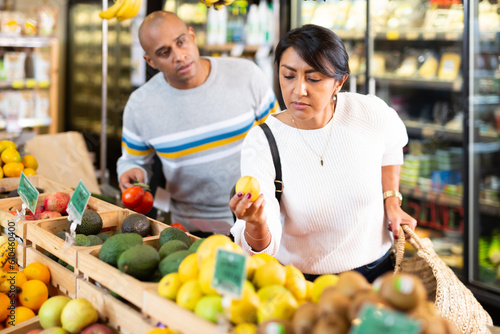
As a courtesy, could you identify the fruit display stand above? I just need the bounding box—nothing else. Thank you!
[27,209,170,269]
[2,316,42,334]
[76,278,156,334]
[77,230,198,310]
[142,288,218,334]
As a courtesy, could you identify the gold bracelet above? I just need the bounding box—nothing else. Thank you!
[245,227,270,241]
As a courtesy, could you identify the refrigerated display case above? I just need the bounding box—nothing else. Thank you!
[291,0,500,318]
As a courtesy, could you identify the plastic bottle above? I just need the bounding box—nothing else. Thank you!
[258,0,268,45]
[206,7,216,45]
[217,5,227,45]
[246,4,259,46]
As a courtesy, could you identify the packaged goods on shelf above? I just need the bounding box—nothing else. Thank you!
[0,11,24,36]
[438,52,461,80]
[3,51,26,81]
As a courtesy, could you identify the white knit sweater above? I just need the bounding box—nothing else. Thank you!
[230,92,408,275]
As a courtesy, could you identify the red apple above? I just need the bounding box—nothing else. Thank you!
[44,193,71,214]
[81,323,116,334]
[25,330,43,334]
[36,211,62,220]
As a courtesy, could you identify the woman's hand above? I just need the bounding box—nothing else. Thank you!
[385,198,417,240]
[230,192,267,226]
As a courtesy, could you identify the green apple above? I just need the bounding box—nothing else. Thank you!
[61,298,98,333]
[38,296,71,329]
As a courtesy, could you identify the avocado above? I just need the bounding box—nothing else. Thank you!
[98,233,143,267]
[159,240,189,259]
[159,227,191,248]
[74,234,90,246]
[66,264,74,272]
[45,250,59,262]
[87,235,103,246]
[58,258,68,267]
[76,210,103,235]
[121,213,151,237]
[97,232,111,242]
[117,244,160,281]
[188,238,205,253]
[158,250,192,277]
[55,231,67,240]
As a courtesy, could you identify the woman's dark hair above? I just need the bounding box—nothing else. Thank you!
[274,24,350,81]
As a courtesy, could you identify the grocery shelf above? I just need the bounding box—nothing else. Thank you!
[335,30,365,40]
[0,36,58,48]
[374,74,463,91]
[203,43,261,53]
[403,119,498,142]
[0,79,50,89]
[373,29,462,41]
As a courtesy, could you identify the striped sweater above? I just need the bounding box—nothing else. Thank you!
[117,57,278,232]
[231,92,408,274]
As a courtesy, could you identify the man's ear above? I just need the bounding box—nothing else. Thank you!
[188,26,197,42]
[143,54,157,69]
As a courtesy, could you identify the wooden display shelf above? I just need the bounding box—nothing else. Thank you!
[26,209,168,268]
[2,316,42,333]
[0,175,71,196]
[143,288,218,334]
[0,191,119,242]
[77,279,156,334]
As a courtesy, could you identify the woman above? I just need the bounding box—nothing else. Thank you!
[229,24,416,283]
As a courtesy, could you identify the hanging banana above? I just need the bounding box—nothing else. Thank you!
[117,0,143,21]
[99,0,143,21]
[99,0,127,19]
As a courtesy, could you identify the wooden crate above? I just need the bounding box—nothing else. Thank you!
[0,191,120,242]
[77,278,156,334]
[27,209,170,268]
[25,246,79,298]
[143,289,218,334]
[0,174,72,196]
[2,316,42,334]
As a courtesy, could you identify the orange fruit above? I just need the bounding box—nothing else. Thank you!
[0,293,10,322]
[3,162,24,177]
[23,168,36,176]
[1,148,21,164]
[1,140,16,151]
[21,155,38,171]
[23,262,50,285]
[5,306,35,327]
[0,271,27,291]
[4,262,18,272]
[19,280,48,311]
[0,167,3,179]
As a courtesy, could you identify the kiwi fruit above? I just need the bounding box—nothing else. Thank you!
[347,290,389,322]
[312,314,349,334]
[377,273,427,312]
[334,271,371,299]
[292,302,319,334]
[317,289,351,321]
[256,319,293,334]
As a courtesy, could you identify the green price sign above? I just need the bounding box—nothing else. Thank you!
[67,180,91,224]
[350,304,421,334]
[212,249,247,298]
[18,172,39,214]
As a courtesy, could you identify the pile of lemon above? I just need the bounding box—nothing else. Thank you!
[0,140,38,178]
[154,235,339,334]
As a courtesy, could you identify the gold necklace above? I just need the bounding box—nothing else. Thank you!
[291,109,335,167]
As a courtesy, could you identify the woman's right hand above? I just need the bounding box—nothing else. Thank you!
[230,191,267,226]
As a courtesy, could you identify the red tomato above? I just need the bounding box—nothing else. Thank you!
[122,186,145,209]
[134,191,154,214]
[170,223,187,232]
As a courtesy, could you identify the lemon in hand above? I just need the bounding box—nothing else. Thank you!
[235,176,260,202]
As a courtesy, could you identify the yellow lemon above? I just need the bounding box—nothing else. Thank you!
[311,274,339,303]
[252,261,286,289]
[256,285,288,303]
[1,140,16,151]
[176,280,203,311]
[3,162,24,177]
[147,329,177,334]
[196,234,241,265]
[23,168,36,176]
[235,176,260,202]
[233,323,257,334]
[158,273,182,301]
[21,155,38,170]
[251,253,279,264]
[305,280,314,301]
[246,255,267,280]
[227,285,261,325]
[256,288,298,323]
[0,142,7,155]
[0,167,3,179]
[198,256,218,295]
[284,265,307,301]
[178,253,199,283]
[1,148,21,164]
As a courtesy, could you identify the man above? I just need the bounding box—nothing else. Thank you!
[117,11,278,234]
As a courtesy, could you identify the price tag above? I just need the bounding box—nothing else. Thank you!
[66,180,91,229]
[12,80,24,89]
[350,304,421,334]
[211,249,247,298]
[25,79,36,88]
[18,172,39,214]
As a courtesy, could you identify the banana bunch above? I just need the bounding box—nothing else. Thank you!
[200,0,235,10]
[99,0,143,21]
[0,239,17,269]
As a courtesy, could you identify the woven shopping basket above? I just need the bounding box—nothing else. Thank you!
[394,225,493,334]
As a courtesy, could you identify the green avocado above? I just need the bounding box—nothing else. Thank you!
[97,232,111,242]
[117,244,160,281]
[75,209,103,235]
[87,235,103,246]
[188,238,205,253]
[158,240,189,260]
[159,227,191,248]
[158,250,191,277]
[98,233,143,267]
[74,234,90,246]
[121,213,151,237]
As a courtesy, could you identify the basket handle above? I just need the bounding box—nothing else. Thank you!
[394,225,425,273]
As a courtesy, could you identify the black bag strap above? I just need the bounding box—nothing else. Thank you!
[258,123,283,204]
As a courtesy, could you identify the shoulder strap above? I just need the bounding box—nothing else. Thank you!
[258,123,283,204]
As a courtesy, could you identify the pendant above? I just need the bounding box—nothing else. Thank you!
[320,159,324,166]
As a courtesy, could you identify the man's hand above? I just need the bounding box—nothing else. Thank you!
[119,168,146,192]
